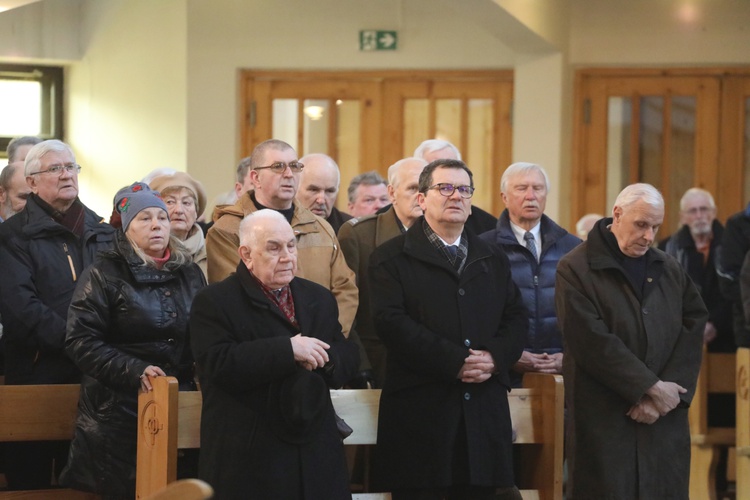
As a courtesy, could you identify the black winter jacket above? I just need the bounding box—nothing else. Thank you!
[60,230,205,499]
[0,195,114,384]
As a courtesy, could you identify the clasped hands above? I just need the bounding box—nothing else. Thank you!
[458,349,495,383]
[513,351,562,374]
[626,380,686,425]
[291,333,330,371]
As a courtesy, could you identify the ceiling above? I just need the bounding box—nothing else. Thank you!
[0,0,39,13]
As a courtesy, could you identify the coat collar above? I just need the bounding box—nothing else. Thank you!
[402,216,493,277]
[375,206,405,247]
[234,262,309,333]
[19,195,112,241]
[494,209,576,252]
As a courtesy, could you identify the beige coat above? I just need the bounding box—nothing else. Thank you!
[206,193,358,337]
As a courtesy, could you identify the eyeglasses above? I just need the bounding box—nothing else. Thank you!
[254,161,304,174]
[425,183,475,199]
[29,163,82,176]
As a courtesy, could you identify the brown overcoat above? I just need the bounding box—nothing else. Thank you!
[555,218,706,500]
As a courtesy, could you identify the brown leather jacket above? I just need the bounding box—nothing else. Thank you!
[206,193,358,337]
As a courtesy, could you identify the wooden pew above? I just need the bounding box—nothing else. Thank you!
[736,347,750,500]
[135,372,564,500]
[688,346,736,500]
[0,384,98,499]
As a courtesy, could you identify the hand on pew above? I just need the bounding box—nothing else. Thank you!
[140,365,167,392]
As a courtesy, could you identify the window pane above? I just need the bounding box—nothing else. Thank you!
[272,99,299,151]
[467,98,494,212]
[606,96,632,211]
[668,95,696,231]
[0,80,42,136]
[335,99,361,209]
[303,99,329,155]
[403,99,429,157]
[639,96,664,188]
[435,99,461,148]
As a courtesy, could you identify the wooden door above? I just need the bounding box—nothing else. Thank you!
[573,70,722,235]
[241,70,513,214]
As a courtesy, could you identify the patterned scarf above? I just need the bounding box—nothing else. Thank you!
[251,272,299,329]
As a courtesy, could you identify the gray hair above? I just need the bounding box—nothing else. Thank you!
[24,140,75,176]
[0,164,20,191]
[299,153,341,187]
[613,183,664,213]
[500,162,551,194]
[387,157,428,187]
[239,209,290,248]
[575,213,603,238]
[413,140,462,161]
[236,156,252,184]
[7,136,42,163]
[347,171,386,203]
[680,187,715,211]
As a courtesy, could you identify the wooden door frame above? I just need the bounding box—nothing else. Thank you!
[240,69,513,184]
[573,67,750,229]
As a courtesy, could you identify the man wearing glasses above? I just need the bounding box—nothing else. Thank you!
[0,139,114,489]
[369,159,526,499]
[480,162,581,387]
[207,139,358,338]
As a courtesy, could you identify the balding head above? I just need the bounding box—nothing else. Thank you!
[297,154,340,218]
[238,209,298,289]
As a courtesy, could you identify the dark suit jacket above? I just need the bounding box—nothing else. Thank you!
[190,263,359,499]
[368,217,526,490]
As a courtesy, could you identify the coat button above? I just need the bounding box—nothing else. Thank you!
[464,392,471,401]
[464,339,471,347]
[165,290,172,296]
[458,289,465,296]
[642,309,648,315]
[167,338,175,345]
[171,312,177,318]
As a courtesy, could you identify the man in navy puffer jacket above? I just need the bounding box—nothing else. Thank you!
[481,162,581,387]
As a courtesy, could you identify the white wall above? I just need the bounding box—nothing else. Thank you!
[66,0,187,216]
[185,0,518,213]
[570,0,750,65]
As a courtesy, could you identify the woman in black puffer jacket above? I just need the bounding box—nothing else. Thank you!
[60,182,206,500]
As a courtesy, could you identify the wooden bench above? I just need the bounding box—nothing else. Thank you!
[737,347,750,500]
[135,372,564,500]
[688,346,736,500]
[0,383,98,499]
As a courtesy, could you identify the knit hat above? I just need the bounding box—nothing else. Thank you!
[148,171,207,217]
[113,182,168,230]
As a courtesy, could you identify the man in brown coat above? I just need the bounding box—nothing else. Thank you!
[556,183,707,500]
[206,139,358,337]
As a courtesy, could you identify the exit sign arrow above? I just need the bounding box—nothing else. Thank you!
[360,30,398,51]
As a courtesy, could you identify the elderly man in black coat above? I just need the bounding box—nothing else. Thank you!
[556,183,706,500]
[369,159,526,499]
[190,209,359,500]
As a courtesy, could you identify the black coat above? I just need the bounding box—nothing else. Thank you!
[0,195,115,384]
[368,218,526,490]
[60,231,206,499]
[190,263,359,500]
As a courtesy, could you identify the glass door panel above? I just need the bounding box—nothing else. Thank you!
[303,99,330,155]
[575,72,720,235]
[335,99,361,208]
[435,99,461,148]
[467,98,494,212]
[403,99,430,157]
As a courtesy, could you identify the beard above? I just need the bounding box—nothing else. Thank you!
[689,221,712,237]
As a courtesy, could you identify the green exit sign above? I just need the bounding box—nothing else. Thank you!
[359,30,398,51]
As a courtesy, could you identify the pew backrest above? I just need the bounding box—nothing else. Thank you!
[0,383,98,499]
[136,373,564,500]
[736,347,750,499]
